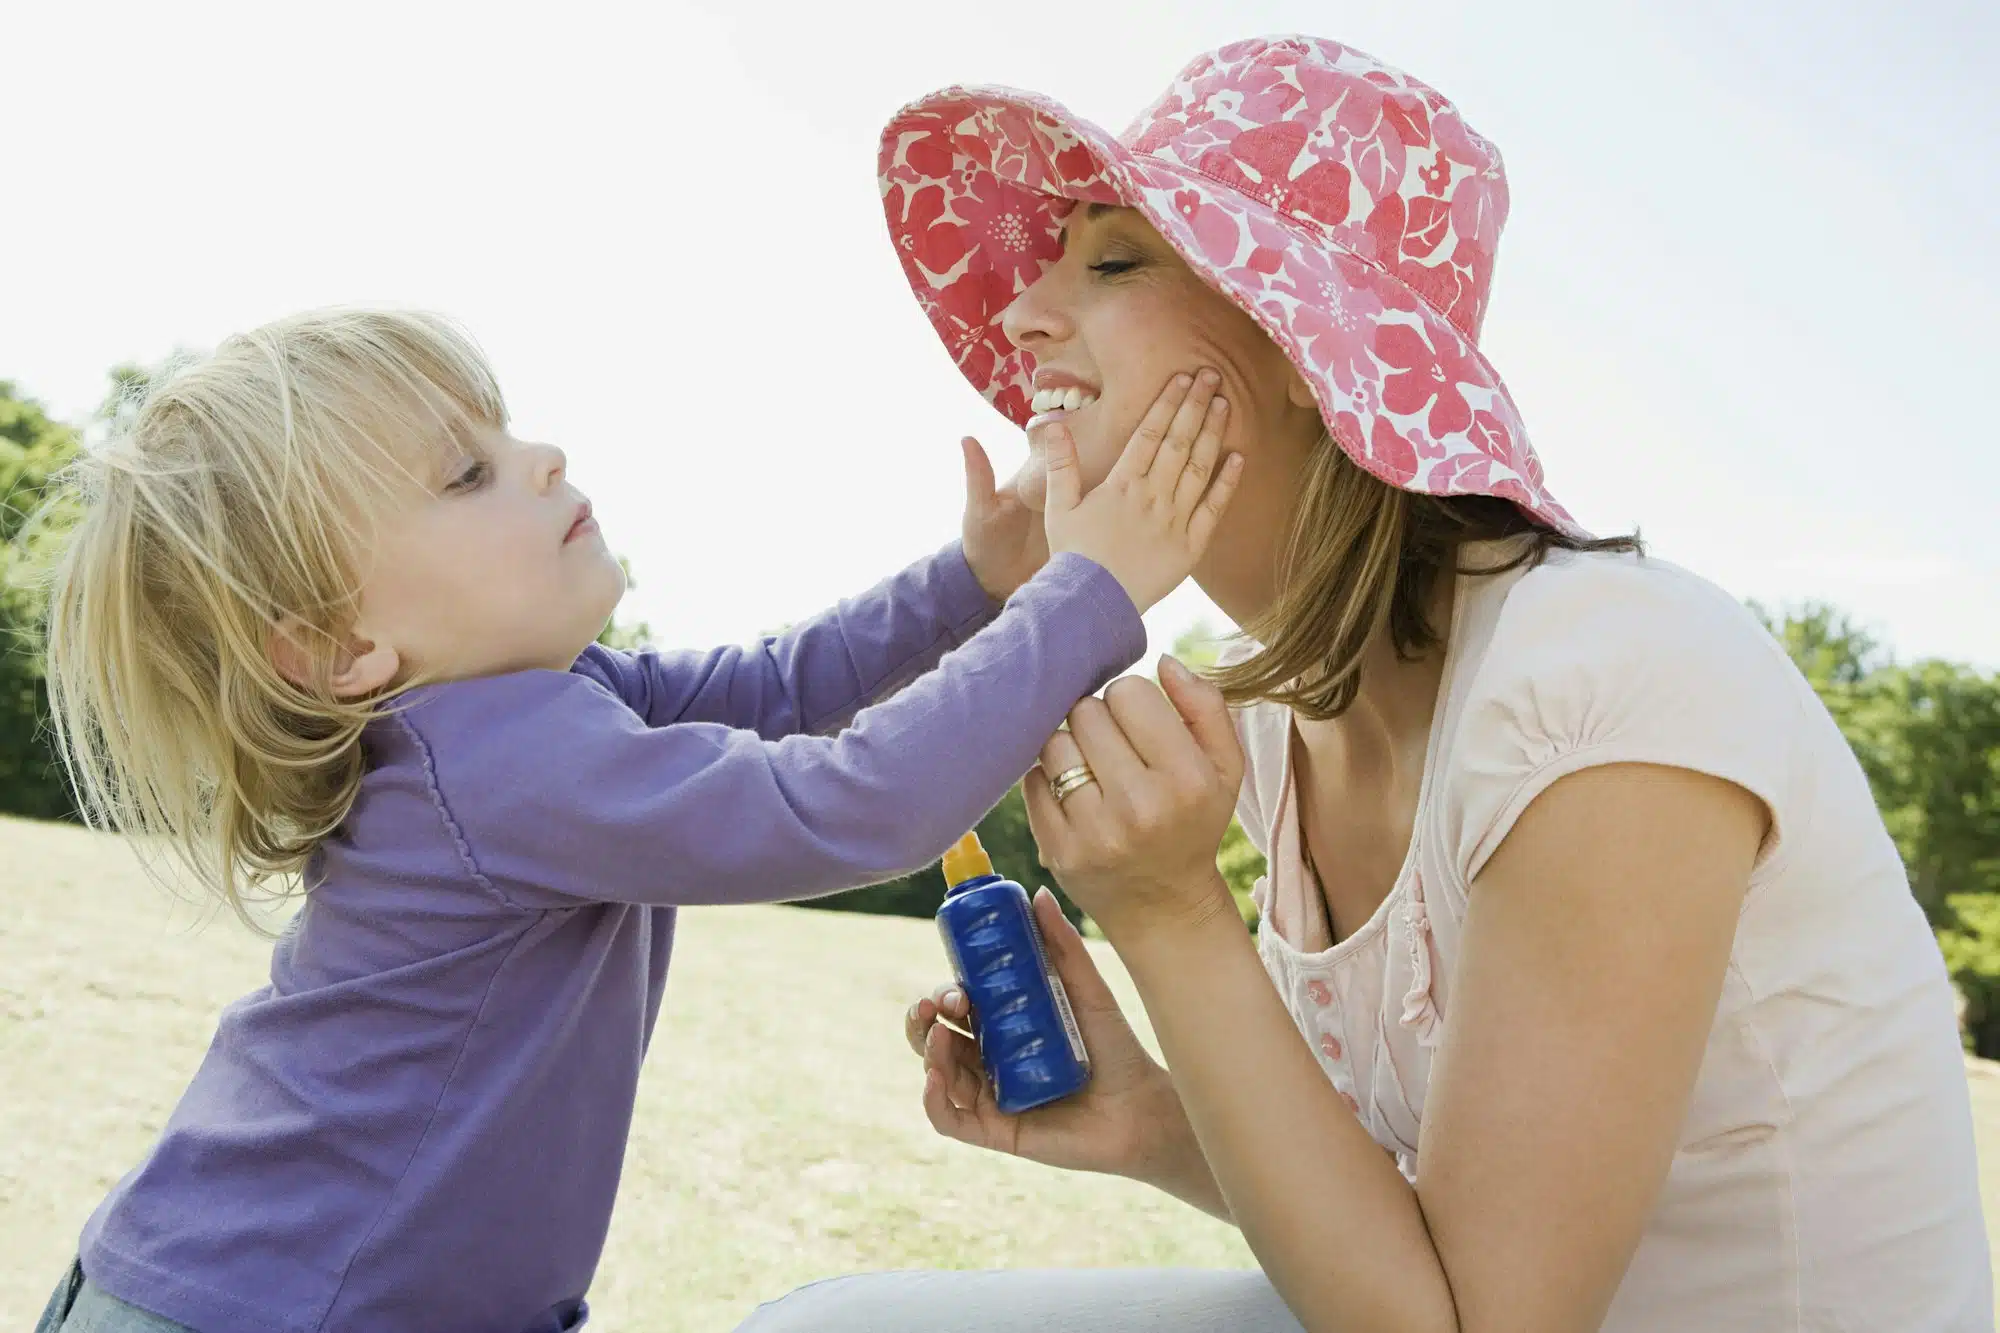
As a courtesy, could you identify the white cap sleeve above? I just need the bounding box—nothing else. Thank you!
[1445,555,1807,891]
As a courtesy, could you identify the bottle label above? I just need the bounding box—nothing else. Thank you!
[1024,909,1089,1071]
[1045,970,1089,1070]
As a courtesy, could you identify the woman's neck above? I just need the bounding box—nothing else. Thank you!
[1197,551,1455,785]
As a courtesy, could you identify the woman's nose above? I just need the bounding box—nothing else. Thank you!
[1000,271,1075,350]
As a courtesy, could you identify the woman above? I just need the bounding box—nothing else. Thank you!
[741,35,1991,1332]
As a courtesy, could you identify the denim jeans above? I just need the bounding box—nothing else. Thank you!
[34,1263,197,1333]
[732,1267,1305,1332]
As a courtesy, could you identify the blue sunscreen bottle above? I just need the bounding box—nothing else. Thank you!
[934,831,1090,1114]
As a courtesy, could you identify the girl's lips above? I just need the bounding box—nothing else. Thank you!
[564,504,596,543]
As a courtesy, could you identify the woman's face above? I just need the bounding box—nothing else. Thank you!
[1000,206,1325,549]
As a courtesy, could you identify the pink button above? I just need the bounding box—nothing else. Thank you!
[1319,1032,1343,1061]
[1306,980,1332,1007]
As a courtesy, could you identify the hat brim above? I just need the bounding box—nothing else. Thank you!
[879,86,1579,535]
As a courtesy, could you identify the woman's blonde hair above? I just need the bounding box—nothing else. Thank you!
[1212,434,1641,721]
[38,308,506,926]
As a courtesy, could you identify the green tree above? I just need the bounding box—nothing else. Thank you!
[1755,600,2000,1053]
[0,382,84,819]
[801,783,1087,924]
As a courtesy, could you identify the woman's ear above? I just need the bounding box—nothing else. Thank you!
[1285,365,1317,411]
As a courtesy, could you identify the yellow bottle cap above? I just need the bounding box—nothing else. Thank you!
[942,831,993,887]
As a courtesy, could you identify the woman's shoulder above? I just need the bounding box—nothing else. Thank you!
[1474,547,1799,696]
[1440,546,1814,882]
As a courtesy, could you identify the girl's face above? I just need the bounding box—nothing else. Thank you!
[334,424,627,693]
[999,206,1326,591]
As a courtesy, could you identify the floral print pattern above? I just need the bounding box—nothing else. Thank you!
[878,34,1579,534]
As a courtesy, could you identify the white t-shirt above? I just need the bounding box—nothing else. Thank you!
[1225,542,1992,1330]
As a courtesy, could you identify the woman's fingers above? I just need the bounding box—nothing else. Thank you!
[1065,697,1152,810]
[1102,675,1207,773]
[1032,887,1119,1020]
[906,983,974,1057]
[1157,655,1246,785]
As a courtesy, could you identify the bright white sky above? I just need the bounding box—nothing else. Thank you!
[9,0,1996,667]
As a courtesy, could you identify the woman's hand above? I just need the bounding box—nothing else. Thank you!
[1025,656,1246,945]
[960,436,1048,601]
[904,885,1229,1218]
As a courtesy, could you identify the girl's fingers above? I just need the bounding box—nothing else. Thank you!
[1171,395,1228,520]
[1145,369,1220,486]
[1185,453,1246,557]
[961,435,996,515]
[1105,373,1194,485]
[1041,421,1085,517]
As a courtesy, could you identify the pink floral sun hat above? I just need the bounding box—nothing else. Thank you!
[878,34,1580,535]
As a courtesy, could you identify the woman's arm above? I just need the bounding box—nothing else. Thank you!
[1034,661,1765,1333]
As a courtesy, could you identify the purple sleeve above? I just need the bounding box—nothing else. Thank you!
[404,553,1145,908]
[586,542,999,740]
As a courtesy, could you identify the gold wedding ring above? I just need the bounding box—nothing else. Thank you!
[1049,763,1096,804]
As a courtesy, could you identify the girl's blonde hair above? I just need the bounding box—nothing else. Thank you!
[39,308,506,926]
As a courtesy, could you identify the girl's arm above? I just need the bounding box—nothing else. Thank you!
[408,370,1242,909]
[1029,663,1767,1333]
[594,437,1048,741]
[406,553,1144,908]
[587,540,999,741]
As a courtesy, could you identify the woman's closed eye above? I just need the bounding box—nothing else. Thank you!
[1087,259,1140,277]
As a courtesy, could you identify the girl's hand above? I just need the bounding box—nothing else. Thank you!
[1043,370,1241,614]
[960,436,1049,601]
[1025,657,1246,944]
[905,886,1224,1213]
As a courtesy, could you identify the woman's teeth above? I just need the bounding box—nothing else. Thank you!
[1030,386,1098,415]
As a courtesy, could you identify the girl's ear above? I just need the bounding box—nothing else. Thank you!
[328,635,400,700]
[269,618,400,699]
[267,617,322,693]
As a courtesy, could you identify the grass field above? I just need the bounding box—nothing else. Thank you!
[3,813,1996,1331]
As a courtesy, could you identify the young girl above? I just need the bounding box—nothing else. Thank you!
[30,306,1242,1333]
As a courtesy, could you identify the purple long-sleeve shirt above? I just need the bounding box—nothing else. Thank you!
[78,544,1145,1333]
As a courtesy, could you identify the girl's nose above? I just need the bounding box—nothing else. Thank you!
[528,441,567,491]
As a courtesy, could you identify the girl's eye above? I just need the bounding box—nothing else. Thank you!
[1088,259,1138,276]
[444,460,489,493]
